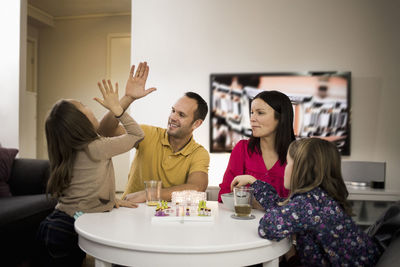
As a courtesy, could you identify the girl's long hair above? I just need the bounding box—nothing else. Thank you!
[283,138,352,216]
[248,90,295,165]
[45,100,98,198]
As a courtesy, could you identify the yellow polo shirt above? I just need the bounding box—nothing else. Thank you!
[122,125,210,197]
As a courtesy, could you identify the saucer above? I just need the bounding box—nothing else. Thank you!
[231,214,255,220]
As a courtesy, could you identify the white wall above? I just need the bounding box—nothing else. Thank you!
[0,1,26,149]
[131,0,400,189]
[36,15,131,159]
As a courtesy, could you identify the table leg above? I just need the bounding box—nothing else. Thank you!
[262,258,278,267]
[95,258,112,267]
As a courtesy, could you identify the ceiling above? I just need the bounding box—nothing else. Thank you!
[28,0,131,17]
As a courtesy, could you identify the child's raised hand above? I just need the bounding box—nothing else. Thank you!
[230,175,257,191]
[95,79,124,117]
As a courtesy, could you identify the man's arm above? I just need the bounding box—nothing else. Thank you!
[97,62,156,137]
[160,171,208,201]
[124,171,208,203]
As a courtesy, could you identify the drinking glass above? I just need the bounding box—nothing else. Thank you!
[144,180,161,206]
[233,187,254,218]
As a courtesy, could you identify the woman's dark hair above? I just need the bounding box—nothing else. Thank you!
[248,90,295,165]
[45,100,99,198]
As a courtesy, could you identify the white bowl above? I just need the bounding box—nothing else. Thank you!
[221,192,234,211]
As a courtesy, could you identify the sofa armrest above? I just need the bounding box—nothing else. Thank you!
[8,158,50,196]
[376,234,400,267]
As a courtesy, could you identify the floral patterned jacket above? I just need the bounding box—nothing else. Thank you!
[251,180,381,266]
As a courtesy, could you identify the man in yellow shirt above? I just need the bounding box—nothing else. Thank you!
[98,62,210,202]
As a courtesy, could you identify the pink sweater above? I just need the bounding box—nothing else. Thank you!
[218,140,289,202]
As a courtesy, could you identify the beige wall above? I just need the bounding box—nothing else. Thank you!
[36,15,131,159]
[131,0,400,188]
[0,1,26,149]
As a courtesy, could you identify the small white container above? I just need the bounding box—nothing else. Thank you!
[221,192,235,211]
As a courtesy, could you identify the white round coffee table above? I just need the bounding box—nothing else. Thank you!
[75,201,290,267]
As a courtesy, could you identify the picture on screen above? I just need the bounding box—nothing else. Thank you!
[210,72,351,155]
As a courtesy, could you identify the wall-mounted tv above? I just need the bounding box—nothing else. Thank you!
[210,71,351,155]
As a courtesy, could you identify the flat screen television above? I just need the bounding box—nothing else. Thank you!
[210,71,351,155]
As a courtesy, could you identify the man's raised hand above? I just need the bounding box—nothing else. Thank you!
[125,62,157,100]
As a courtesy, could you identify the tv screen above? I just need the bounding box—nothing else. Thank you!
[210,72,351,155]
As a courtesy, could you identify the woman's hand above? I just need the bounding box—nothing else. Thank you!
[230,175,257,191]
[95,79,124,117]
[114,198,138,209]
[125,62,156,100]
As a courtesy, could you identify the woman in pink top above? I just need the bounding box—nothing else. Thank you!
[218,90,295,202]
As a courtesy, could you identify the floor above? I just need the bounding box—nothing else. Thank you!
[82,255,95,267]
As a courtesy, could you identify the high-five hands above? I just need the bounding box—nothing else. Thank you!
[230,175,257,192]
[95,79,124,117]
[125,62,157,100]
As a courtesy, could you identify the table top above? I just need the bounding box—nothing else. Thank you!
[75,201,290,266]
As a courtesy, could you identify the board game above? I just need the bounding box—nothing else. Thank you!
[151,200,214,223]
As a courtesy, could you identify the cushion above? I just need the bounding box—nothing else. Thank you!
[0,147,19,197]
[9,159,50,195]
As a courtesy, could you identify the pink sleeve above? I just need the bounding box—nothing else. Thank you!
[218,140,246,202]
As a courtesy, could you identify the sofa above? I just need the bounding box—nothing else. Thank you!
[0,157,57,266]
[368,201,400,266]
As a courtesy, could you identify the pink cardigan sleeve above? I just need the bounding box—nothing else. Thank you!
[218,140,247,202]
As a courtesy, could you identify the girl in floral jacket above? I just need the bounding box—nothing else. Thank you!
[231,138,381,266]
